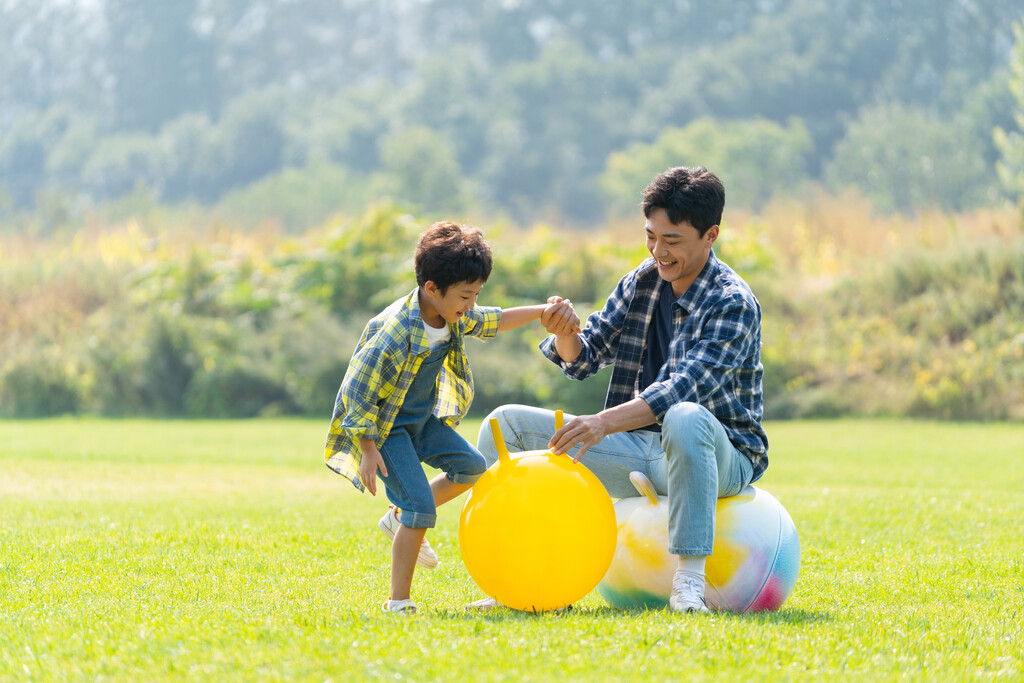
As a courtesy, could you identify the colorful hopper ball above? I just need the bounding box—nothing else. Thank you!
[459,412,617,612]
[597,471,800,612]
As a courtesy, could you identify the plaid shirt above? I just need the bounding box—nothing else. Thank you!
[325,288,501,491]
[540,251,769,478]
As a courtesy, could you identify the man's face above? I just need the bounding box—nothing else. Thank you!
[645,207,718,297]
[423,279,484,326]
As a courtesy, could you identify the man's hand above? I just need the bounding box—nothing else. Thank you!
[541,296,581,335]
[549,413,608,463]
[358,439,388,495]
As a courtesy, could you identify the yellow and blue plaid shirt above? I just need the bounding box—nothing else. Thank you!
[325,288,501,491]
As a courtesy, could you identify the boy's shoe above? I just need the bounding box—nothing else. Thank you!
[464,596,573,614]
[378,506,439,569]
[669,572,710,614]
[464,596,504,612]
[382,599,417,614]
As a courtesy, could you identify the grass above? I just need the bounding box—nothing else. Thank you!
[1,417,1022,681]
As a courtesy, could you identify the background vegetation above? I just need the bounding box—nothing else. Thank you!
[3,2,1024,421]
[3,0,1024,229]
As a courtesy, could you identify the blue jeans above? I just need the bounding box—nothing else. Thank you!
[476,403,754,555]
[380,415,486,529]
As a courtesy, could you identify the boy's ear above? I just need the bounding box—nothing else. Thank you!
[422,280,440,297]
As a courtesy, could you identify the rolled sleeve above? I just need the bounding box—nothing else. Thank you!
[464,305,502,340]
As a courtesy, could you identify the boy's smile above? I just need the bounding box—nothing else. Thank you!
[419,279,485,328]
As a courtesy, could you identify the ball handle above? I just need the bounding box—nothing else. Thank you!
[489,418,511,463]
[628,471,660,505]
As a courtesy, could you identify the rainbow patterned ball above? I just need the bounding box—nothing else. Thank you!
[597,472,800,612]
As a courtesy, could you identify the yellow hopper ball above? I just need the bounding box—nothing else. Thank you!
[459,412,617,612]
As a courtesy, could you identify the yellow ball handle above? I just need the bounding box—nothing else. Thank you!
[489,418,511,463]
[555,409,564,431]
[628,471,660,506]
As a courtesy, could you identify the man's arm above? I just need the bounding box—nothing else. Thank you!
[548,397,657,462]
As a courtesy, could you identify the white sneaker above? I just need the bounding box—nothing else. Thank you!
[382,599,417,614]
[669,572,710,614]
[378,506,439,569]
[464,596,505,612]
[464,596,574,614]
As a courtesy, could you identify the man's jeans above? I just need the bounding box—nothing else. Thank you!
[476,403,754,556]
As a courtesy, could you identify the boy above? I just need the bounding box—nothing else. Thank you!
[325,221,578,614]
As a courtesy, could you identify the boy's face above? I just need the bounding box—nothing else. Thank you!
[421,279,485,327]
[645,207,718,298]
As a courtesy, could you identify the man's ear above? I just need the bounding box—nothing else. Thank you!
[705,225,720,246]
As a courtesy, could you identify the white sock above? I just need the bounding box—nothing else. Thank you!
[676,555,707,582]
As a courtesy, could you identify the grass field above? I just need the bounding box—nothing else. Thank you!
[1,417,1022,681]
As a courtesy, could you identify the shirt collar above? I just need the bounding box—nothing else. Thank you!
[675,249,719,313]
[403,287,431,357]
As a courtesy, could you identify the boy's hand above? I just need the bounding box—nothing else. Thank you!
[358,440,388,495]
[542,297,581,335]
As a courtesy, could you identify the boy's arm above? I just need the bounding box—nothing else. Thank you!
[497,301,580,333]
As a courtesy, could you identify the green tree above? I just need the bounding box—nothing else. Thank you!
[826,104,991,213]
[600,117,812,215]
[994,20,1024,206]
[378,126,467,213]
[104,0,219,131]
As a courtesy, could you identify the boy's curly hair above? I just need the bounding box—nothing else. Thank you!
[414,221,493,292]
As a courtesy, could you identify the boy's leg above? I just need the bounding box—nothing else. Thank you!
[390,525,428,601]
[417,416,487,507]
[477,404,663,499]
[378,427,439,587]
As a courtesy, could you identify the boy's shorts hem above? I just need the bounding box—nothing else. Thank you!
[398,509,438,529]
[448,471,483,486]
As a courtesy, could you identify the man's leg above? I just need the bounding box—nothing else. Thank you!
[477,404,662,499]
[660,402,753,612]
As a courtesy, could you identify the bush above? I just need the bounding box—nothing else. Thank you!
[0,352,80,417]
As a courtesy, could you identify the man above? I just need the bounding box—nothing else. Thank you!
[476,166,768,614]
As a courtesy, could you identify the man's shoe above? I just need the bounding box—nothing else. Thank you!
[382,598,417,614]
[378,506,439,569]
[669,572,710,614]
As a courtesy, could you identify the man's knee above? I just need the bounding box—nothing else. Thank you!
[661,402,713,463]
[476,404,527,465]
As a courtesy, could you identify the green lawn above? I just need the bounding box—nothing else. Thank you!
[1,418,1022,681]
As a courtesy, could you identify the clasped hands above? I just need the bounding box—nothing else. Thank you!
[541,295,581,335]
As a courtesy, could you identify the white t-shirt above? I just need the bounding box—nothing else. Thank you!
[423,320,452,348]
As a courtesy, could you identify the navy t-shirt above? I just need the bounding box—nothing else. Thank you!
[639,280,677,431]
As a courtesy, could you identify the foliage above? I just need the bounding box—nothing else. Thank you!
[995,20,1024,206]
[601,117,813,215]
[1,1,1021,223]
[1,418,1022,679]
[2,200,1023,420]
[825,104,991,213]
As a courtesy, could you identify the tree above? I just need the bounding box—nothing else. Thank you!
[600,117,813,215]
[104,0,219,131]
[825,104,990,213]
[994,20,1024,206]
[378,126,467,213]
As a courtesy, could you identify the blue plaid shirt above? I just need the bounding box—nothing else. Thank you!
[325,288,501,491]
[540,251,768,478]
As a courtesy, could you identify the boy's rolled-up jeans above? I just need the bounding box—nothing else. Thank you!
[476,403,754,556]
